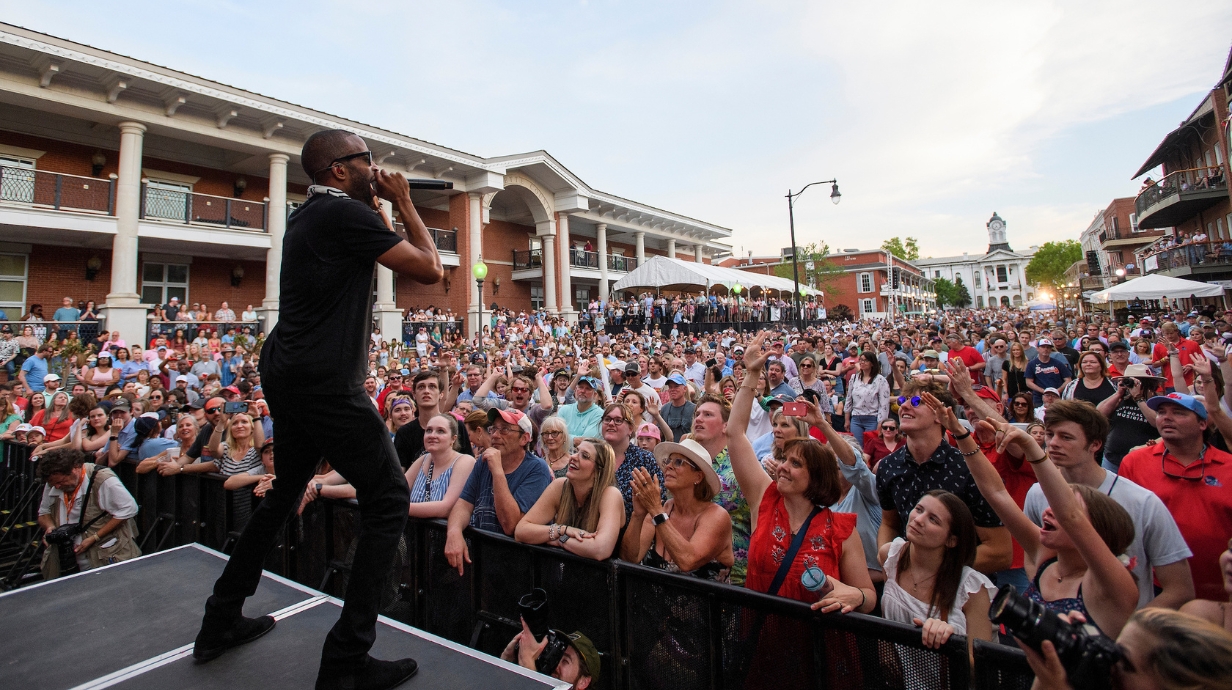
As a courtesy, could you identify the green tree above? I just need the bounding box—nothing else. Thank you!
[953,276,972,308]
[932,277,958,308]
[881,237,920,261]
[774,241,845,297]
[1025,240,1083,291]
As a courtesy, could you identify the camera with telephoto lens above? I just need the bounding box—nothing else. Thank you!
[517,588,569,675]
[990,585,1120,690]
[44,523,84,576]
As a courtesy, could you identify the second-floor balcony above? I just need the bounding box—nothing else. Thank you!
[1142,239,1232,276]
[511,248,638,279]
[140,183,266,231]
[0,165,114,214]
[392,222,458,255]
[1135,166,1228,230]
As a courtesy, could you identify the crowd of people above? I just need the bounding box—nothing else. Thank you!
[6,297,1232,690]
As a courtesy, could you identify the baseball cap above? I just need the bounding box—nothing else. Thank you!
[188,398,206,410]
[683,346,696,354]
[553,368,570,379]
[0,325,10,334]
[486,407,533,434]
[974,386,1002,404]
[607,359,626,371]
[1037,338,1054,347]
[43,373,61,382]
[1146,392,1208,419]
[27,425,45,436]
[14,423,31,433]
[624,362,641,375]
[223,386,241,395]
[97,350,112,360]
[109,399,132,412]
[1108,341,1129,352]
[636,422,661,440]
[559,631,600,682]
[576,376,601,390]
[1042,387,1060,396]
[921,349,940,359]
[771,392,798,403]
[664,373,687,386]
[133,416,160,437]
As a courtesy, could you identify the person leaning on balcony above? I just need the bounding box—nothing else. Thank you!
[515,437,625,561]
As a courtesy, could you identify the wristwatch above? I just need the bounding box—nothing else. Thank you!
[558,529,571,544]
[653,512,670,526]
[315,482,324,494]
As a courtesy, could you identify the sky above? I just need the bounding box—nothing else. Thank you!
[3,0,1230,259]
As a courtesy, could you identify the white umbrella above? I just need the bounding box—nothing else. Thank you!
[1087,274,1223,304]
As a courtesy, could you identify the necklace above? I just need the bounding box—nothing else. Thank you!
[1052,563,1084,583]
[909,567,937,592]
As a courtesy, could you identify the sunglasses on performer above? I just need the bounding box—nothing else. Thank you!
[311,150,373,180]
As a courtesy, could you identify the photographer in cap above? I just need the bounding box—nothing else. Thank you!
[501,622,599,689]
[36,448,139,578]
[1096,364,1161,473]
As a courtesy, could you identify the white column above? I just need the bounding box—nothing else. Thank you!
[667,238,676,259]
[104,121,147,348]
[634,231,645,267]
[542,233,558,314]
[468,192,483,337]
[374,199,404,344]
[260,153,288,332]
[557,213,575,321]
[695,244,704,263]
[597,222,609,302]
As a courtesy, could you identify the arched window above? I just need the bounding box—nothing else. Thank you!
[977,296,984,308]
[1000,296,1010,307]
[1012,294,1022,305]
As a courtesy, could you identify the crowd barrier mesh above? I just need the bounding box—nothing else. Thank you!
[0,462,1037,690]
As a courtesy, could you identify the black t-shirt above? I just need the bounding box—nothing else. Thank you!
[261,191,402,394]
[1001,359,1027,398]
[394,417,473,470]
[1103,397,1159,468]
[187,421,215,460]
[1056,345,1081,368]
[1071,378,1116,406]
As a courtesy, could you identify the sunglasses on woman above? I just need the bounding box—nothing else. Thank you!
[896,396,922,407]
[660,455,699,471]
[881,425,898,432]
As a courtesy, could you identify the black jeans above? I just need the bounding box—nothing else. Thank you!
[204,381,410,669]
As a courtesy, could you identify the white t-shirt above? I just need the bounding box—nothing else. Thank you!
[1023,469,1193,608]
[881,538,995,634]
[39,468,138,569]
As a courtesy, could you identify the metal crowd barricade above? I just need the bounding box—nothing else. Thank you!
[0,443,43,589]
[0,469,1035,690]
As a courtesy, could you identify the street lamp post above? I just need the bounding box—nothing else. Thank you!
[787,179,840,329]
[472,257,488,335]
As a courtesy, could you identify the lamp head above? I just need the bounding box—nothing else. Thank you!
[472,260,488,281]
[830,182,841,205]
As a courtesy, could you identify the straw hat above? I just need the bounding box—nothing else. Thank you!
[652,438,721,495]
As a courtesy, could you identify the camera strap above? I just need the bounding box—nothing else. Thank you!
[766,505,822,597]
[74,465,108,534]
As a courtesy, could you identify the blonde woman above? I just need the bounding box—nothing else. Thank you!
[206,411,262,476]
[539,416,572,477]
[514,438,625,561]
[760,409,809,475]
[1001,342,1030,400]
[145,415,199,475]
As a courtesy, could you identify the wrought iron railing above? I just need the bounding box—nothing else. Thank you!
[608,254,636,272]
[570,248,600,269]
[0,165,114,214]
[140,184,267,231]
[1135,165,1228,219]
[1142,239,1232,274]
[391,223,458,253]
[512,249,543,270]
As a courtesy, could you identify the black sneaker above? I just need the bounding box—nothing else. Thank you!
[315,657,419,690]
[192,615,277,663]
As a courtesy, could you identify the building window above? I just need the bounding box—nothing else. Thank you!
[575,287,590,311]
[976,296,984,308]
[858,272,872,293]
[141,262,189,305]
[1000,296,1010,307]
[530,285,544,310]
[974,271,981,288]
[935,270,941,278]
[0,252,28,312]
[0,156,36,203]
[860,298,874,315]
[1012,294,1022,305]
[996,265,1008,283]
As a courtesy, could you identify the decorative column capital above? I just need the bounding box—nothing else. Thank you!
[269,152,290,165]
[117,121,147,136]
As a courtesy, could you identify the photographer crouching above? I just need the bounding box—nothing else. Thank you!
[36,448,140,579]
[499,589,599,689]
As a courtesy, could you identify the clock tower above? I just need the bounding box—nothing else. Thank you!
[987,212,1011,253]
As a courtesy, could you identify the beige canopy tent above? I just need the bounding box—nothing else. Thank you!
[1087,274,1223,304]
[610,256,821,296]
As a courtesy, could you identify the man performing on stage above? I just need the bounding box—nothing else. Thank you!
[193,129,443,690]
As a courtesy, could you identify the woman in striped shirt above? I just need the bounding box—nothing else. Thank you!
[405,414,476,518]
[207,411,262,476]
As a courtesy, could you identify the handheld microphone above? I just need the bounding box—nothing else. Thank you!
[406,179,453,190]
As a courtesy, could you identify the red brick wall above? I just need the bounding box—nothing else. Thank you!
[24,244,113,313]
[0,130,113,178]
[180,257,267,313]
[481,219,536,311]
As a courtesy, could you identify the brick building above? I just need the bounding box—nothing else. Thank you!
[721,249,936,318]
[0,23,732,346]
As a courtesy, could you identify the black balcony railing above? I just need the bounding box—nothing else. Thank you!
[1135,166,1228,229]
[0,165,115,214]
[570,248,600,269]
[140,185,266,231]
[392,223,458,253]
[608,254,636,272]
[0,442,1033,690]
[1142,239,1232,274]
[512,249,543,270]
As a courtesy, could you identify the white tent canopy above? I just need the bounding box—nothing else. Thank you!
[610,256,821,295]
[1087,274,1223,304]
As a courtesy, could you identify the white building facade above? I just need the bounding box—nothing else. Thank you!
[914,213,1039,309]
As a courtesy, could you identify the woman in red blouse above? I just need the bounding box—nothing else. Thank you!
[861,417,901,471]
[728,332,876,612]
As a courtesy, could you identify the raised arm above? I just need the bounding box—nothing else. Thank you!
[945,359,1006,424]
[920,393,1043,569]
[726,332,774,522]
[374,171,444,284]
[1192,358,1232,446]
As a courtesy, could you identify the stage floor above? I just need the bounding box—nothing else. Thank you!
[0,544,565,690]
